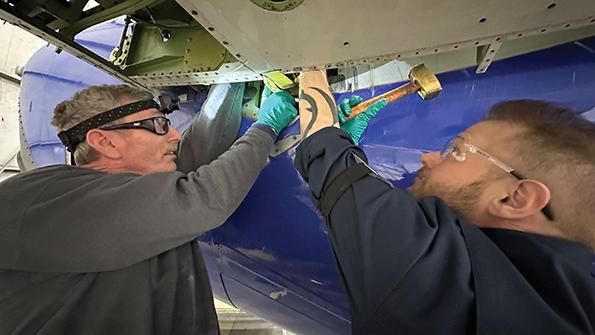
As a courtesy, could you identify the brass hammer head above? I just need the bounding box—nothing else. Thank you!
[408,64,442,100]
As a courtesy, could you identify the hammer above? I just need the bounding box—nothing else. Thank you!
[345,64,442,121]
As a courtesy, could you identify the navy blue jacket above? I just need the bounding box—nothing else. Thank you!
[295,127,595,335]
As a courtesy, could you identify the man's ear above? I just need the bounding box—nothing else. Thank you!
[86,129,122,159]
[487,179,551,220]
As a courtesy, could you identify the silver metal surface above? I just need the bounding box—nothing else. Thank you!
[17,112,36,172]
[3,0,595,88]
[0,148,18,175]
[0,69,20,86]
[176,0,595,74]
[270,135,301,157]
[331,24,595,92]
[476,42,503,74]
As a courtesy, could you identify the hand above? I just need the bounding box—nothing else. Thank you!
[256,91,298,134]
[338,95,388,145]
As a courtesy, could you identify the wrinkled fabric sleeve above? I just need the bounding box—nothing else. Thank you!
[175,85,253,172]
[175,112,225,172]
[13,125,275,272]
[294,127,469,325]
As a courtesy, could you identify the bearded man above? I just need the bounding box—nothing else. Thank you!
[294,99,595,334]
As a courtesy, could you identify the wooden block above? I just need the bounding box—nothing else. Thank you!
[298,70,339,138]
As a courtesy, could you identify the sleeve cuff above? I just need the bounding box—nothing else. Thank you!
[295,126,363,198]
[252,123,278,141]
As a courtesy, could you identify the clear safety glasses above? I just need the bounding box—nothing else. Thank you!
[440,136,554,221]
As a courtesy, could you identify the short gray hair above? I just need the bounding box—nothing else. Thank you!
[51,84,154,165]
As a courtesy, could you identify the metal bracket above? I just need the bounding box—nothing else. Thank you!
[476,40,503,74]
[0,148,19,175]
[110,35,133,66]
[0,69,20,87]
[269,135,301,157]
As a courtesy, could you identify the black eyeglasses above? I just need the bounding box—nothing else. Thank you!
[100,116,171,135]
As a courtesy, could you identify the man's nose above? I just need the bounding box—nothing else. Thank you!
[168,127,181,142]
[420,151,443,169]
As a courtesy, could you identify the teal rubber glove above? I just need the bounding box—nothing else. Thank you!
[338,95,389,144]
[256,90,298,134]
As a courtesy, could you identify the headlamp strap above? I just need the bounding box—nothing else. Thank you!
[56,99,161,153]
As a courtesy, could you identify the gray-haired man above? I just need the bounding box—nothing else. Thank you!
[0,84,297,334]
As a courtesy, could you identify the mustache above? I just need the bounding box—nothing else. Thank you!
[167,143,179,154]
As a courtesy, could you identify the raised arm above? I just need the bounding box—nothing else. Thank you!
[293,73,470,325]
[294,127,471,324]
[8,91,297,273]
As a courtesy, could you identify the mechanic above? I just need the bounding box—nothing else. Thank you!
[0,84,296,334]
[295,97,595,334]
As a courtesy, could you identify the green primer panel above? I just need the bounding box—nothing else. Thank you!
[120,23,236,77]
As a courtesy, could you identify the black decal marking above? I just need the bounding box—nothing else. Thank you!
[299,89,318,137]
[312,87,338,124]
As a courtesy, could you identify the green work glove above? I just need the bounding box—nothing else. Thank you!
[338,95,389,145]
[256,90,298,134]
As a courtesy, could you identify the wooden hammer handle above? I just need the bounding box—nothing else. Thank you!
[346,81,419,121]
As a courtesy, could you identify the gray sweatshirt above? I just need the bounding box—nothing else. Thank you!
[0,123,275,334]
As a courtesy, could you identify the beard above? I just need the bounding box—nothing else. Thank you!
[408,168,489,219]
